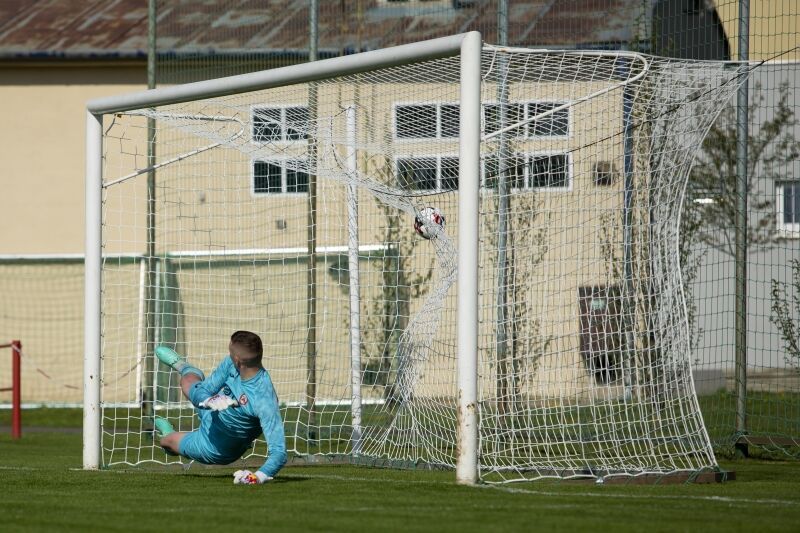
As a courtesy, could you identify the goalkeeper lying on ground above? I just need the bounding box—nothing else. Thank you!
[154,330,287,485]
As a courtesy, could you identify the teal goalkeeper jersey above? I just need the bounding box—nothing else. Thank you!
[188,356,287,477]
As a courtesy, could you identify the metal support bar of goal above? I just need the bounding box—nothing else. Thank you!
[0,340,22,439]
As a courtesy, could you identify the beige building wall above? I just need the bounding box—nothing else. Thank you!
[93,77,629,405]
[0,64,146,255]
[714,0,799,60]
[1,67,633,405]
[0,64,146,403]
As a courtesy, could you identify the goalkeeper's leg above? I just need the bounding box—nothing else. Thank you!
[155,346,206,399]
[157,411,235,466]
[154,416,185,456]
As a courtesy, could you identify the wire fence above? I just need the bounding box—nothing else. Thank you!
[1,0,797,459]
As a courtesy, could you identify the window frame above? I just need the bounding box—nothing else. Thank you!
[251,103,309,144]
[395,153,460,192]
[481,152,573,192]
[250,104,309,196]
[393,102,461,141]
[525,101,571,139]
[776,180,800,237]
[251,157,310,197]
[482,100,571,139]
[393,100,572,141]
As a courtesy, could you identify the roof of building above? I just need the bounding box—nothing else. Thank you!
[0,0,647,60]
[0,0,149,59]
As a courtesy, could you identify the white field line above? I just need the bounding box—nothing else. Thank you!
[54,467,800,508]
[478,483,799,507]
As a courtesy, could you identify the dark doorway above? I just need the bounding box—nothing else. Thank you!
[578,285,625,384]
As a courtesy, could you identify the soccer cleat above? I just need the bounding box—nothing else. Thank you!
[153,416,175,438]
[155,345,204,379]
[155,345,183,369]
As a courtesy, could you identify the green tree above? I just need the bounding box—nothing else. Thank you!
[688,82,800,256]
[355,160,434,401]
[483,152,552,428]
[770,259,800,372]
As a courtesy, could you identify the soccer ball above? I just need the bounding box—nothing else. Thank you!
[414,207,445,240]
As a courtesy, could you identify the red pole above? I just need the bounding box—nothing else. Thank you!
[11,340,21,439]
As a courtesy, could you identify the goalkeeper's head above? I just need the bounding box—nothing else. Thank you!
[229,330,263,370]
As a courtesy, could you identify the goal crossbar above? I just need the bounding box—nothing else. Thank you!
[87,34,474,116]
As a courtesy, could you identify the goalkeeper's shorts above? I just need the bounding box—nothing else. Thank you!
[179,409,248,465]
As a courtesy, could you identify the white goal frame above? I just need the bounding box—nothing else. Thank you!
[84,32,483,483]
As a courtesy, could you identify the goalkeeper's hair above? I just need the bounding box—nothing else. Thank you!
[230,330,263,364]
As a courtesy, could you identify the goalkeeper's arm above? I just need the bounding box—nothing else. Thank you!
[187,356,234,409]
[231,408,286,485]
[255,388,287,479]
[257,405,287,479]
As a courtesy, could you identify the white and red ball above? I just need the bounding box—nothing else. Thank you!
[414,207,446,240]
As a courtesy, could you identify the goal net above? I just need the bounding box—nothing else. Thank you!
[88,34,745,482]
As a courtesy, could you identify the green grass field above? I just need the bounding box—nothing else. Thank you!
[2,410,800,532]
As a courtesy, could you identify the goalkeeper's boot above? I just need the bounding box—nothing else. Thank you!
[155,346,205,379]
[154,417,179,456]
[155,346,184,370]
[153,416,175,438]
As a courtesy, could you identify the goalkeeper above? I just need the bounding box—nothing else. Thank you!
[153,330,287,485]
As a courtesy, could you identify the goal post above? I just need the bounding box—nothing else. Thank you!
[0,340,22,439]
[456,31,481,484]
[84,32,483,474]
[85,32,746,483]
[84,110,102,470]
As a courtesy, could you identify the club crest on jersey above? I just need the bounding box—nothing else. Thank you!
[238,394,249,406]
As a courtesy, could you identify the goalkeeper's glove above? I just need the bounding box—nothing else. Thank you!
[233,470,272,485]
[199,394,239,411]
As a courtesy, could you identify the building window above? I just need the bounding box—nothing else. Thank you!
[529,154,569,188]
[395,103,460,139]
[252,105,309,142]
[397,156,459,191]
[484,103,525,137]
[483,101,569,138]
[395,100,569,140]
[252,105,308,195]
[776,181,800,236]
[482,155,525,190]
[527,102,569,137]
[482,153,570,191]
[253,160,309,195]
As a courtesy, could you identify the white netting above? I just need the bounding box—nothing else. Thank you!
[98,44,744,481]
[0,258,84,405]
